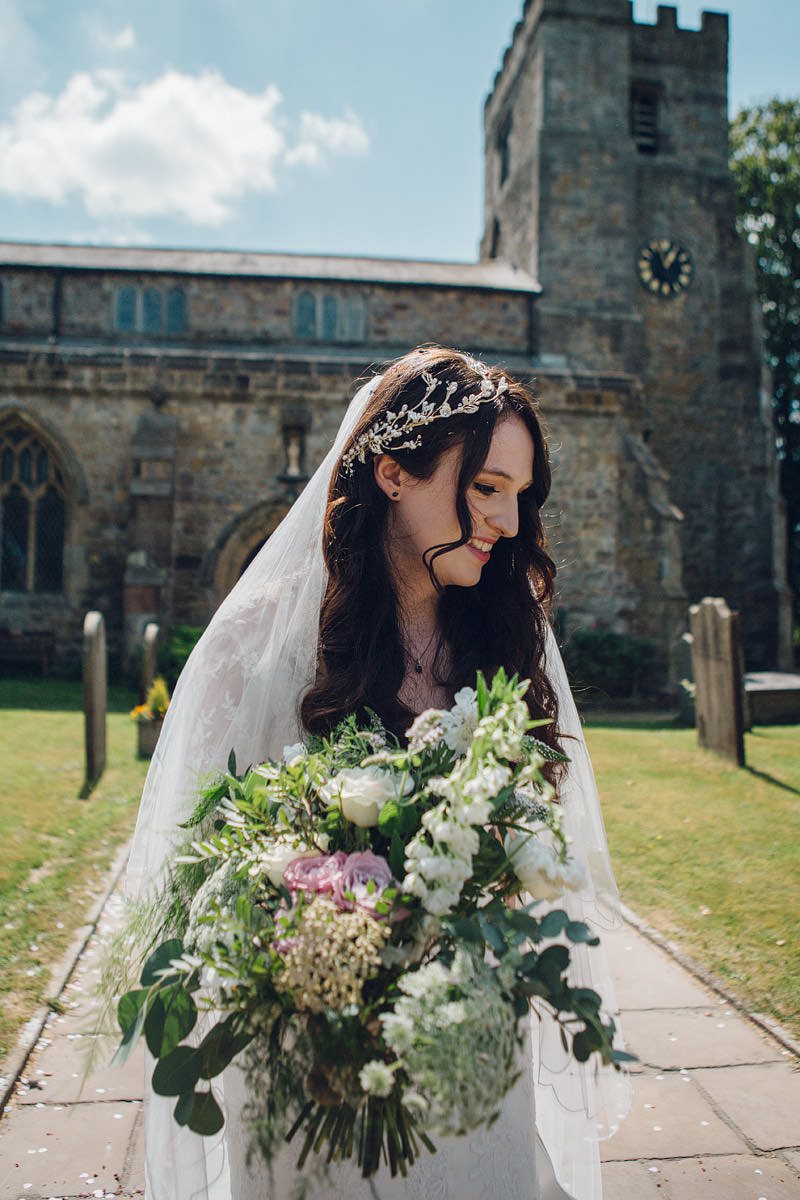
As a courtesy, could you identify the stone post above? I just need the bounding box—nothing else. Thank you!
[689,597,745,767]
[83,610,107,786]
[140,622,160,701]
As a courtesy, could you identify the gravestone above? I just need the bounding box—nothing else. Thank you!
[674,630,695,725]
[141,622,160,700]
[83,610,107,785]
[688,597,745,767]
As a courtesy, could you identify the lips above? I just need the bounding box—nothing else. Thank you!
[467,537,496,563]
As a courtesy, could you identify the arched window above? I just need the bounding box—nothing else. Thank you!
[344,297,366,341]
[321,294,338,341]
[295,291,317,338]
[0,427,66,593]
[115,286,137,331]
[142,288,163,333]
[166,288,186,333]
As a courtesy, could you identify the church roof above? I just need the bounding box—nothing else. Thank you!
[0,242,540,293]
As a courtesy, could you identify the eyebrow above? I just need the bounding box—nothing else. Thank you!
[480,468,536,489]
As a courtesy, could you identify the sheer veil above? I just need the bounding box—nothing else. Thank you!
[127,369,631,1200]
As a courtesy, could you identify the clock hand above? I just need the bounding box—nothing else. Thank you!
[662,245,679,269]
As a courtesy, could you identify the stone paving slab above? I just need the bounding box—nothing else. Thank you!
[621,1007,785,1070]
[16,1037,145,1107]
[646,1153,800,1199]
[601,1159,665,1198]
[602,924,714,1009]
[600,1070,749,1161]
[693,1064,800,1152]
[0,1099,141,1198]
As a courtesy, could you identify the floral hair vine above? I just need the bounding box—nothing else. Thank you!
[340,356,509,476]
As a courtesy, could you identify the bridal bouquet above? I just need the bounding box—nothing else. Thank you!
[113,670,628,1180]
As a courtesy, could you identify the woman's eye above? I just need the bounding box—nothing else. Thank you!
[473,482,497,497]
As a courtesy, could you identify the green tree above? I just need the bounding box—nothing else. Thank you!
[730,98,800,610]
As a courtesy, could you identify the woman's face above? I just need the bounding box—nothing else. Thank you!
[382,413,536,597]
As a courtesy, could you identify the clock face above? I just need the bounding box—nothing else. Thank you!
[637,239,693,297]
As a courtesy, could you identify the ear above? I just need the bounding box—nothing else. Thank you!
[373,454,407,499]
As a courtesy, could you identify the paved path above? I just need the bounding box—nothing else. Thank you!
[0,882,798,1199]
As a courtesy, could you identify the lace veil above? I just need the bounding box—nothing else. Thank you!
[127,370,631,1200]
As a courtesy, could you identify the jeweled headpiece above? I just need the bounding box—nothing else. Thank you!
[340,356,509,475]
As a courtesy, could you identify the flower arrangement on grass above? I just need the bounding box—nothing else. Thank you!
[129,675,171,723]
[112,670,631,1182]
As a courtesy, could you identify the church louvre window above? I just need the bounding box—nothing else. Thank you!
[496,111,512,187]
[113,284,188,335]
[630,84,660,155]
[321,294,338,341]
[0,427,65,593]
[294,290,317,338]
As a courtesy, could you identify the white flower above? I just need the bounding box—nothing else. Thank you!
[282,742,306,765]
[504,832,586,901]
[379,1012,415,1053]
[359,1059,395,1098]
[320,765,410,827]
[405,708,444,752]
[439,687,479,755]
[258,839,317,888]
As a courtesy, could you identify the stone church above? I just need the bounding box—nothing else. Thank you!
[0,0,791,677]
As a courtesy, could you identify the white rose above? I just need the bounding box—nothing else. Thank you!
[282,742,306,765]
[504,832,585,902]
[321,765,409,828]
[259,839,316,888]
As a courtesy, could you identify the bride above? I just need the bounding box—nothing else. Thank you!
[127,347,631,1200]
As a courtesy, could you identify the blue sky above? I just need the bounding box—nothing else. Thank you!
[0,0,797,262]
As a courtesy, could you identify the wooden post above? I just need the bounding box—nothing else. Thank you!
[689,597,745,767]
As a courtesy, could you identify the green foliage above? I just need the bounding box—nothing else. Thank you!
[730,98,800,602]
[145,675,171,717]
[158,624,205,689]
[560,628,660,699]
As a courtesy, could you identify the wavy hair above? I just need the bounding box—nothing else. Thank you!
[300,347,562,761]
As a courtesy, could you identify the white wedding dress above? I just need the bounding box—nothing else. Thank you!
[128,374,631,1200]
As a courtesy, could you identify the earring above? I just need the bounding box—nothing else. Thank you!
[392,490,399,498]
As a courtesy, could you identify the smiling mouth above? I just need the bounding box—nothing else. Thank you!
[467,537,495,562]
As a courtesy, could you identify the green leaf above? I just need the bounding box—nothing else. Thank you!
[389,829,406,880]
[539,910,569,937]
[188,1090,225,1136]
[613,1049,638,1064]
[444,917,484,944]
[537,944,570,994]
[145,987,198,1058]
[197,1018,252,1079]
[111,995,148,1067]
[140,939,184,987]
[378,800,400,834]
[227,748,237,775]
[117,988,149,1035]
[476,670,488,716]
[565,920,600,946]
[173,1089,196,1127]
[152,1045,203,1096]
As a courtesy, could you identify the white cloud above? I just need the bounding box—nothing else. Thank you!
[0,68,369,226]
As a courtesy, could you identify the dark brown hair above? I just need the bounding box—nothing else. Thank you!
[300,347,562,759]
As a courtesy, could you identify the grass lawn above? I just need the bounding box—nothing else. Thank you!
[0,676,149,1061]
[586,717,800,1039]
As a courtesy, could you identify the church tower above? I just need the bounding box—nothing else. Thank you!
[482,0,790,666]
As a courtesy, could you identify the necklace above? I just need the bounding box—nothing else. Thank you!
[405,627,438,675]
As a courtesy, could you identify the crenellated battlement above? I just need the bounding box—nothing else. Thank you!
[487,1,728,111]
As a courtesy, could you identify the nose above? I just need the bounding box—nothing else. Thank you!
[489,494,519,540]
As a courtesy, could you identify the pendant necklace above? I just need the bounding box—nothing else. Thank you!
[407,627,438,675]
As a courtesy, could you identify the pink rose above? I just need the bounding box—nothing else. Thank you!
[332,851,396,917]
[283,851,347,900]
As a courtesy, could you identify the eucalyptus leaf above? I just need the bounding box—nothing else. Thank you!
[174,1089,196,1126]
[152,1045,203,1096]
[111,997,147,1067]
[539,910,569,938]
[565,920,600,946]
[145,987,198,1058]
[188,1090,225,1136]
[141,938,184,988]
[117,988,149,1035]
